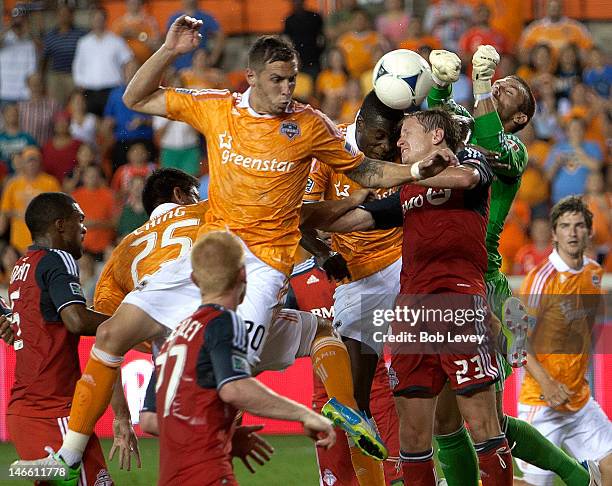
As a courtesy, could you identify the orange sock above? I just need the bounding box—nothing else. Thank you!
[67,348,122,435]
[350,445,386,486]
[310,335,358,409]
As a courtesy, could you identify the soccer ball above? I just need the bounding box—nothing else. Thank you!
[372,49,434,110]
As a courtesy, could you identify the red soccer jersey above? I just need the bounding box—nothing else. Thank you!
[157,304,250,486]
[7,246,86,418]
[286,257,336,319]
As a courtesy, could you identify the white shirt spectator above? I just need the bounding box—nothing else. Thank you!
[72,32,133,90]
[0,30,36,101]
[70,113,98,145]
[152,116,199,149]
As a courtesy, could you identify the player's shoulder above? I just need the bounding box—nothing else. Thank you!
[38,248,80,277]
[504,133,527,155]
[524,255,557,292]
[458,146,487,165]
[201,306,248,348]
[584,257,603,281]
[295,103,344,136]
[168,86,234,105]
[291,257,318,278]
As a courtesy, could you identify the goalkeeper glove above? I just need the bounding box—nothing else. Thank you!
[429,50,461,87]
[472,45,500,98]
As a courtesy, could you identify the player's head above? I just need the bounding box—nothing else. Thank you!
[142,168,200,216]
[397,109,462,164]
[491,75,536,133]
[550,195,593,259]
[25,192,86,259]
[355,91,404,161]
[191,231,247,307]
[247,36,299,115]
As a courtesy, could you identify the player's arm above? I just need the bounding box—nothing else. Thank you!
[300,188,374,229]
[60,305,109,336]
[415,148,493,190]
[299,229,350,281]
[123,15,203,116]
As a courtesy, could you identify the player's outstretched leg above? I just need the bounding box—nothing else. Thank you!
[501,297,528,367]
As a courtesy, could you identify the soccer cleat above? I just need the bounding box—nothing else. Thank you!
[321,397,388,461]
[10,446,81,486]
[582,459,602,486]
[502,297,529,368]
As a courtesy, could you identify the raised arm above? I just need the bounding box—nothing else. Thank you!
[123,15,203,116]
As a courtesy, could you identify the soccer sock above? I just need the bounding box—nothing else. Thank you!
[504,415,590,486]
[311,335,358,409]
[62,347,123,464]
[474,435,513,486]
[349,442,386,486]
[400,449,437,486]
[435,426,479,486]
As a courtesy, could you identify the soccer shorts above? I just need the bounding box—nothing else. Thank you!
[333,258,401,355]
[517,398,612,486]
[312,358,403,485]
[485,271,515,391]
[7,414,111,486]
[123,239,288,367]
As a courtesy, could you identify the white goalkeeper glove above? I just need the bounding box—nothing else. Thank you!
[472,45,500,98]
[429,50,461,87]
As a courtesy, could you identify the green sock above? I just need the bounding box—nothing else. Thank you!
[505,416,589,486]
[435,426,479,486]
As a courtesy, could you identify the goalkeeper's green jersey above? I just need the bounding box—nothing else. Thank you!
[427,85,529,277]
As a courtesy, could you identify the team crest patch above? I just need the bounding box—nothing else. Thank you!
[592,274,601,287]
[69,282,84,297]
[280,121,300,140]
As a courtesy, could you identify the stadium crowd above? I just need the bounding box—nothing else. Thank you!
[0,0,609,301]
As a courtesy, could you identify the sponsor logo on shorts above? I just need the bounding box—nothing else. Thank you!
[69,282,84,297]
[280,121,300,140]
[323,469,337,485]
[94,468,112,486]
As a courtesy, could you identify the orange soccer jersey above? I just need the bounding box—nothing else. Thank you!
[165,88,364,276]
[94,201,209,316]
[304,124,402,281]
[519,18,593,56]
[519,250,604,412]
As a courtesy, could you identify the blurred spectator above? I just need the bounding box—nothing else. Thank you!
[179,48,227,89]
[0,146,60,252]
[423,0,472,53]
[337,8,383,79]
[0,103,36,175]
[561,83,607,151]
[111,142,155,200]
[153,70,201,177]
[103,60,154,170]
[545,117,602,203]
[531,76,562,140]
[72,165,116,259]
[518,0,592,62]
[553,43,583,105]
[42,111,81,182]
[398,16,442,55]
[315,47,349,105]
[513,218,553,275]
[40,4,86,106]
[0,11,37,104]
[199,163,209,200]
[293,72,315,104]
[338,78,362,124]
[458,4,509,73]
[117,176,148,237]
[498,198,530,274]
[62,142,98,194]
[68,90,98,146]
[375,0,410,46]
[112,0,161,65]
[324,0,357,45]
[359,44,385,96]
[283,0,325,80]
[516,124,550,216]
[583,47,611,98]
[0,244,20,286]
[72,7,133,117]
[516,44,555,85]
[166,0,225,70]
[583,171,611,263]
[17,72,61,146]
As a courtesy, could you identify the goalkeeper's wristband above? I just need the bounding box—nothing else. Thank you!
[474,92,493,101]
[410,162,423,180]
[472,79,493,97]
[431,72,448,88]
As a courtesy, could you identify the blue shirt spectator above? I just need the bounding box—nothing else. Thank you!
[0,104,37,174]
[103,86,153,142]
[42,7,86,74]
[166,0,224,70]
[583,65,612,98]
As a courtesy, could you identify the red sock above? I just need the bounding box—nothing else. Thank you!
[400,450,437,486]
[475,437,513,486]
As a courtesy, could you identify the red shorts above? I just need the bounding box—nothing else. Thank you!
[7,414,111,486]
[312,358,403,485]
[389,351,500,397]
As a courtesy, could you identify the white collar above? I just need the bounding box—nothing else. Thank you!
[237,88,293,118]
[150,203,178,220]
[345,122,358,148]
[548,249,590,274]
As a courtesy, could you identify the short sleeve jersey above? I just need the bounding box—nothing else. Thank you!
[7,246,86,417]
[157,304,250,485]
[519,251,604,412]
[165,88,364,276]
[304,124,402,281]
[364,147,493,295]
[94,201,209,315]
